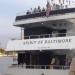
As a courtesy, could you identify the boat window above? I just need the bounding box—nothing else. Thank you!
[16,50,70,69]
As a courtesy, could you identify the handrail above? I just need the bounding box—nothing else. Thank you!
[11,32,75,40]
[10,64,70,70]
[16,7,75,16]
[24,32,75,39]
[15,8,75,21]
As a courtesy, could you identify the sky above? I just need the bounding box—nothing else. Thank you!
[0,0,75,48]
[0,0,47,48]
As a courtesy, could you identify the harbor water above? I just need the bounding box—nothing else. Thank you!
[0,57,13,75]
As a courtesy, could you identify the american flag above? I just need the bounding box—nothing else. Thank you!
[46,0,51,17]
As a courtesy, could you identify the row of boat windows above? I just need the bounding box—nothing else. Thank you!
[14,51,71,69]
[24,27,66,39]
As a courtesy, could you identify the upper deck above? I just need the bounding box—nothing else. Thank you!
[16,8,75,21]
[14,8,75,27]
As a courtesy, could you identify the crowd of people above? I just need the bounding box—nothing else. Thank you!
[26,4,68,15]
[26,6,46,15]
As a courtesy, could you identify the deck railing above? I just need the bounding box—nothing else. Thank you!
[23,33,75,39]
[16,8,75,21]
[11,32,75,40]
[10,64,70,70]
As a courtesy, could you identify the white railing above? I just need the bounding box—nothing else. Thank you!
[11,33,75,40]
[10,64,70,70]
[24,33,75,39]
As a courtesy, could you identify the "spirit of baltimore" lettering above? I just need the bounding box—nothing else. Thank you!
[44,39,72,44]
[23,38,72,45]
